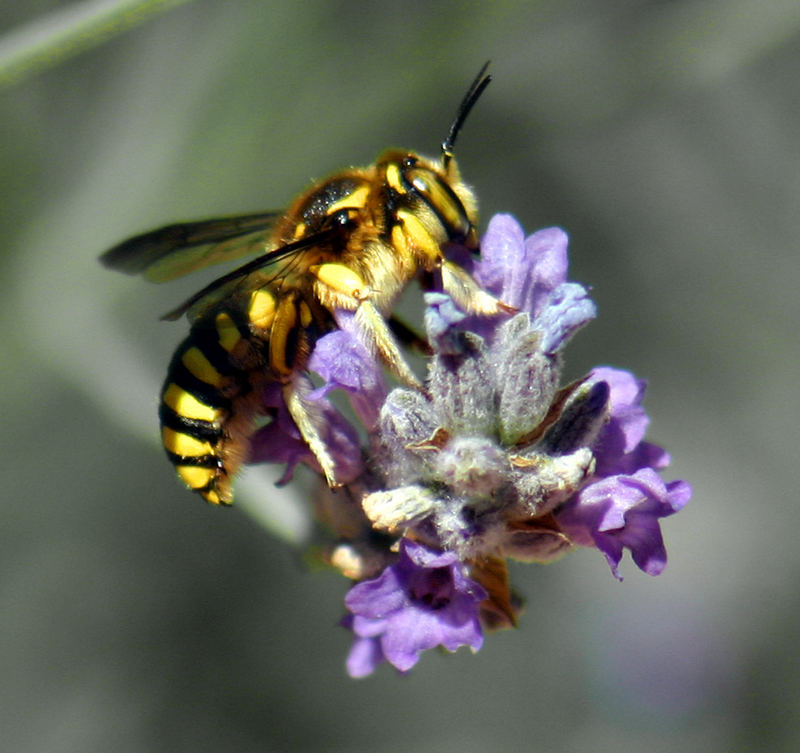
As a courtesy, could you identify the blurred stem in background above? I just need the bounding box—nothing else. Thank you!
[3,1,800,97]
[0,0,194,90]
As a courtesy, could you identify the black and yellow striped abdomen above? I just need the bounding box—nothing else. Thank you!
[158,285,333,505]
[159,314,245,505]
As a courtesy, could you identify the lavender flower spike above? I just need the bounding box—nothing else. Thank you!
[357,215,689,604]
[244,211,690,675]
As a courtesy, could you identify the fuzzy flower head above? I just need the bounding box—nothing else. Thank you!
[254,214,690,676]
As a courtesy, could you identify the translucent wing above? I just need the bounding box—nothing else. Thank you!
[159,226,342,322]
[99,211,280,283]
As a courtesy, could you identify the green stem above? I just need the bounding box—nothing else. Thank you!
[0,0,194,89]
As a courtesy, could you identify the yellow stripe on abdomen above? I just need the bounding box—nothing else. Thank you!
[215,312,242,353]
[162,426,215,457]
[162,382,220,423]
[176,465,217,491]
[181,346,224,387]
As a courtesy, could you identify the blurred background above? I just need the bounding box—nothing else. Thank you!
[1,1,798,751]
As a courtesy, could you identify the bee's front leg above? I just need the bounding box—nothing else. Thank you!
[439,259,513,316]
[310,263,422,390]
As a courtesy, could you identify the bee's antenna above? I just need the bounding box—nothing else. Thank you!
[441,61,492,170]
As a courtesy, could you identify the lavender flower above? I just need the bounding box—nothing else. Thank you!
[556,468,690,579]
[343,539,486,677]
[250,213,690,676]
[552,366,691,579]
[248,313,386,486]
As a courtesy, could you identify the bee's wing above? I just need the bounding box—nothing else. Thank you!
[99,211,280,283]
[160,226,341,322]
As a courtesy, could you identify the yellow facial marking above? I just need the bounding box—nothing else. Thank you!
[391,224,409,258]
[163,383,219,423]
[162,427,215,457]
[248,289,277,330]
[385,163,404,193]
[407,169,468,237]
[215,312,241,353]
[176,465,216,490]
[181,347,223,387]
[397,209,440,263]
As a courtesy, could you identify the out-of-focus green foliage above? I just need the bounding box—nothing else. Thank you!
[0,0,194,89]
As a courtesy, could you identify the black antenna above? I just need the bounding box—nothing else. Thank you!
[441,61,492,170]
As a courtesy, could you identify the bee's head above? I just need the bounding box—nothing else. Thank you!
[376,65,490,250]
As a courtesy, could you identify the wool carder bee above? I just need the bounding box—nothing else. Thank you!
[101,63,504,505]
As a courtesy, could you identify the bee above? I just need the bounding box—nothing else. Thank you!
[101,63,504,506]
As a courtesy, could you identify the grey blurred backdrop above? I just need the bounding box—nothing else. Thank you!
[2,1,798,751]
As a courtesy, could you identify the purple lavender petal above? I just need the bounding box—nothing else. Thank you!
[523,226,569,316]
[532,282,597,354]
[345,632,386,678]
[349,614,390,638]
[474,215,570,318]
[342,539,486,676]
[424,292,467,355]
[248,421,314,486]
[622,442,671,474]
[473,213,525,299]
[401,538,460,569]
[381,608,448,670]
[308,316,388,428]
[344,563,406,619]
[592,367,649,451]
[589,367,669,477]
[555,469,691,579]
[317,409,364,482]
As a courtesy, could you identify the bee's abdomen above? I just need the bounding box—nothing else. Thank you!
[158,315,249,506]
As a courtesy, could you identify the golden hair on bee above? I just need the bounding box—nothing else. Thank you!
[100,62,504,505]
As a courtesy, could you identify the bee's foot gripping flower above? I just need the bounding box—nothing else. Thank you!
[262,214,691,677]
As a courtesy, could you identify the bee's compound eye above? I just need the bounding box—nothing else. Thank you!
[401,155,418,169]
[410,174,431,195]
[403,166,472,243]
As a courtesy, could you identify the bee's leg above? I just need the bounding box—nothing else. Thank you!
[284,380,340,487]
[388,315,432,356]
[269,293,299,376]
[310,262,422,389]
[270,296,341,487]
[440,259,514,316]
[310,263,371,304]
[355,300,422,390]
